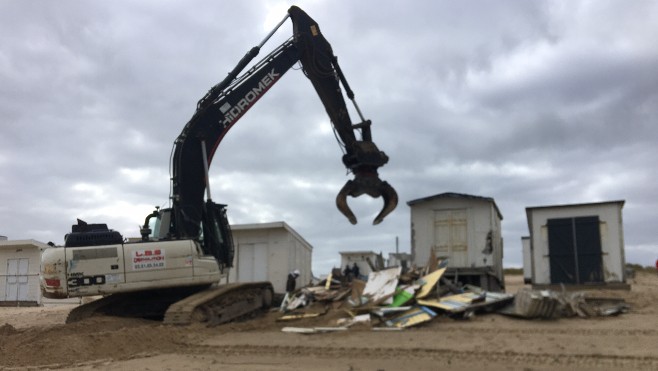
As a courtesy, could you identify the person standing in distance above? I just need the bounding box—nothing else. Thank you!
[280,269,300,311]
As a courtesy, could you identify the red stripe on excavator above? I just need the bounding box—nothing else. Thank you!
[45,278,61,287]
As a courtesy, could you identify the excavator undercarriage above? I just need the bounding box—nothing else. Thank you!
[66,282,273,326]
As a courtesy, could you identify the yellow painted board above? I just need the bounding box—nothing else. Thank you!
[387,306,436,328]
[415,267,446,299]
[417,292,481,312]
[325,273,333,290]
[277,313,322,321]
[394,312,432,328]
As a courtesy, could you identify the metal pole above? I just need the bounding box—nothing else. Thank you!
[258,13,291,48]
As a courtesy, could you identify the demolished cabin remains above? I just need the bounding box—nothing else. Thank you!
[407,192,504,291]
[524,200,628,289]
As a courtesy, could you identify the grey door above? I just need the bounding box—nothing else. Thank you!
[547,216,603,284]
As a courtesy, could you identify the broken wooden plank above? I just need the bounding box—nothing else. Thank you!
[277,313,322,321]
[385,306,437,328]
[281,327,317,334]
[419,291,513,313]
[415,267,447,299]
[281,326,348,334]
[362,267,402,305]
[371,306,412,318]
[336,314,371,327]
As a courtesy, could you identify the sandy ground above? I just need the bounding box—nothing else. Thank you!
[1,273,657,371]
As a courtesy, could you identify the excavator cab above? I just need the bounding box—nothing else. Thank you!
[140,206,171,241]
[141,203,234,270]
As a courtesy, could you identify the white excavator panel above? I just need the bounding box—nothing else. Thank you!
[40,243,125,298]
[122,240,222,287]
[40,240,222,298]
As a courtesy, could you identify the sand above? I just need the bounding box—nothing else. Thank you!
[1,273,657,370]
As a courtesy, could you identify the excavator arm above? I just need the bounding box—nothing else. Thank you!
[288,7,398,226]
[170,6,397,252]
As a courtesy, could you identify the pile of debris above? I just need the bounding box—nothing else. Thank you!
[499,288,630,319]
[278,263,513,333]
[277,263,630,334]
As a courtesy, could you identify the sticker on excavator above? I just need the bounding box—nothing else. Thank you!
[133,249,165,270]
[104,273,122,283]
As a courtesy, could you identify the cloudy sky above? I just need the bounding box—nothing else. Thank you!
[1,0,656,274]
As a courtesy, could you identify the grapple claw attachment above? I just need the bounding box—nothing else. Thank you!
[335,173,398,225]
[336,180,358,225]
[372,180,398,225]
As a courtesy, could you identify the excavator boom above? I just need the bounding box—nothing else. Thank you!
[171,6,397,250]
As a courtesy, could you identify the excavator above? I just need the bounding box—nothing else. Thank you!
[40,6,397,325]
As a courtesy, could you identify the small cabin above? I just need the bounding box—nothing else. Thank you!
[228,222,312,294]
[408,192,504,291]
[0,239,49,306]
[525,200,628,289]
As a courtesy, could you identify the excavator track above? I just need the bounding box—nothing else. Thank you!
[65,282,274,326]
[66,293,127,324]
[163,282,273,326]
[65,285,209,324]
